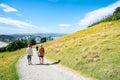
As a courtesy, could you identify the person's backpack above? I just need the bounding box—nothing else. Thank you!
[39,48,44,54]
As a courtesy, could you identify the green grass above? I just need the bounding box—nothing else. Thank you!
[0,49,25,80]
[42,21,120,80]
[0,21,119,80]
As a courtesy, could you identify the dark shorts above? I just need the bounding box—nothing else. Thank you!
[39,54,44,58]
[27,55,32,59]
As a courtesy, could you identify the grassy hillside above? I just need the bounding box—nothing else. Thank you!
[42,21,120,80]
[0,49,25,80]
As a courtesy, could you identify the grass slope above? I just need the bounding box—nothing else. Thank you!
[0,49,25,80]
[42,21,120,80]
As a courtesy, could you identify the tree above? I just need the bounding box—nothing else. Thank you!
[114,7,120,14]
[113,7,120,20]
[41,37,46,43]
[6,41,18,51]
[6,40,28,51]
[29,38,36,45]
[21,39,27,47]
[0,47,6,52]
[88,7,120,27]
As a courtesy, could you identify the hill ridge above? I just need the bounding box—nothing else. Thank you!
[43,20,120,80]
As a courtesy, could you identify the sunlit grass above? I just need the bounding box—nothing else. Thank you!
[0,21,119,80]
[0,49,25,80]
[43,21,120,80]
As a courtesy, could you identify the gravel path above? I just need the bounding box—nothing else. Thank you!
[18,49,90,80]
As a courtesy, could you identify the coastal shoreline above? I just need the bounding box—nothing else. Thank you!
[0,41,8,48]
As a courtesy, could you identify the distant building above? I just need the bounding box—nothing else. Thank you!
[46,36,53,41]
[53,36,59,39]
[35,36,41,43]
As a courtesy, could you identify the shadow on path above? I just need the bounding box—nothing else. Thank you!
[32,60,61,66]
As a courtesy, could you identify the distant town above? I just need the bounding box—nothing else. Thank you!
[0,33,66,43]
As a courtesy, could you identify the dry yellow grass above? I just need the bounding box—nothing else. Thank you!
[42,21,120,80]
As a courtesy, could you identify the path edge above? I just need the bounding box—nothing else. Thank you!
[45,58,94,80]
[16,55,25,80]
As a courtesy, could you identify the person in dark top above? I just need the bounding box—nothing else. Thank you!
[36,46,39,51]
[36,46,39,57]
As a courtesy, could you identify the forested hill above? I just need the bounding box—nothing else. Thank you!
[0,35,15,42]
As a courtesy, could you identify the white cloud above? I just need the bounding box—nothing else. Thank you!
[0,25,50,34]
[0,26,26,31]
[0,3,18,12]
[0,17,51,34]
[0,17,34,28]
[78,1,120,27]
[59,23,71,30]
[0,26,27,34]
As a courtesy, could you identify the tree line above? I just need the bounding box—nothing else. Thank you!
[88,7,120,27]
[0,37,47,52]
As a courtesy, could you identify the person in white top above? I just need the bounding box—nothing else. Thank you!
[26,44,33,65]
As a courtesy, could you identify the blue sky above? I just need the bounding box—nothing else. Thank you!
[0,0,119,34]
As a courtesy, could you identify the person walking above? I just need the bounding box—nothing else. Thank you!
[38,45,45,64]
[36,46,39,51]
[26,44,33,65]
[36,46,39,55]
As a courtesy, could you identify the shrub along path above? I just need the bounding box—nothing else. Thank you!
[18,49,90,80]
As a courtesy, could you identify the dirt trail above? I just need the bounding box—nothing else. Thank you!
[18,49,90,80]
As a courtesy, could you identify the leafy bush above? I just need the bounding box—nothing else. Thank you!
[41,37,46,43]
[28,38,36,45]
[114,7,120,14]
[6,40,21,51]
[0,47,6,52]
[3,40,28,52]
